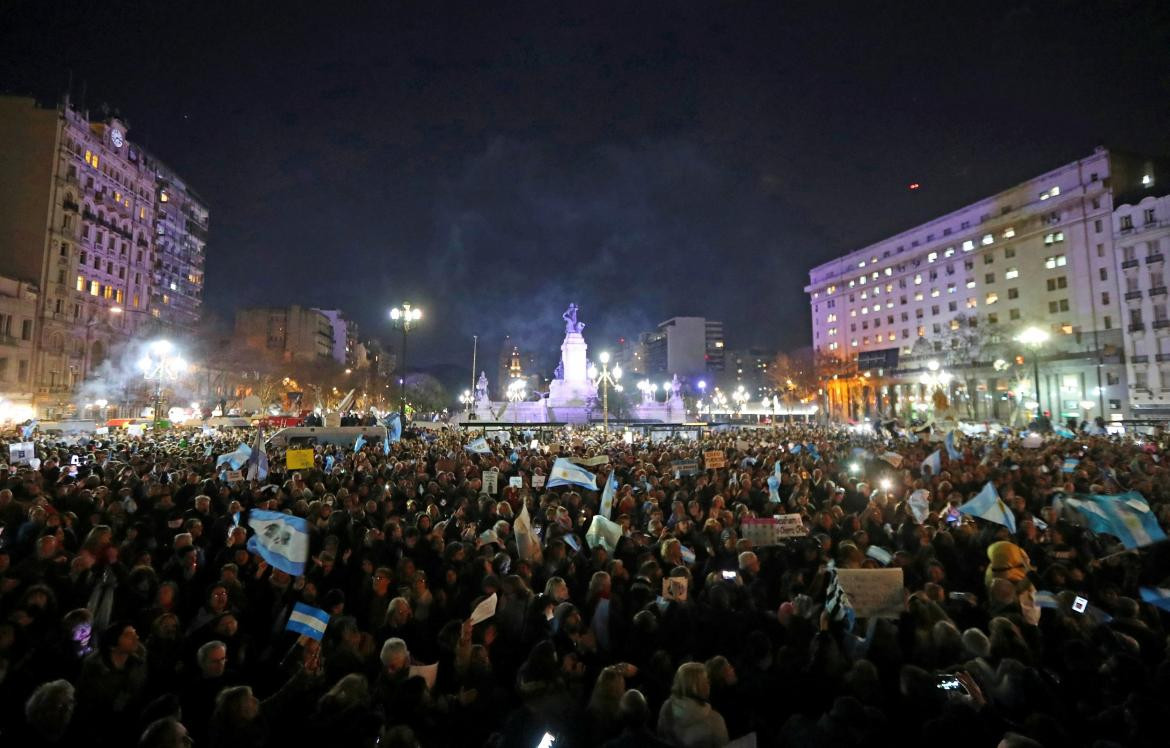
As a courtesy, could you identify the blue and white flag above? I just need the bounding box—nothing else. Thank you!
[385,412,403,442]
[774,460,783,481]
[383,432,391,456]
[509,450,519,464]
[1140,586,1170,613]
[1062,457,1080,474]
[805,443,821,462]
[1066,492,1167,549]
[767,474,781,503]
[217,443,252,470]
[1054,425,1076,439]
[246,429,268,481]
[21,420,37,439]
[246,508,310,575]
[945,430,961,461]
[353,434,367,453]
[921,449,941,477]
[599,470,618,519]
[285,602,330,640]
[907,489,930,524]
[324,454,335,473]
[679,544,696,565]
[548,457,597,490]
[585,514,622,553]
[959,482,1016,532]
[789,443,801,455]
[465,437,492,455]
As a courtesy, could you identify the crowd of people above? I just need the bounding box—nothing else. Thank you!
[0,419,1168,747]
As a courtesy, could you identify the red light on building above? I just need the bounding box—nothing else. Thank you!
[909,182,921,190]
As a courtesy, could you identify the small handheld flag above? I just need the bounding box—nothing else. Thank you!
[353,434,367,453]
[465,437,492,455]
[921,449,941,477]
[285,602,330,641]
[959,482,1016,532]
[599,470,618,518]
[945,430,961,461]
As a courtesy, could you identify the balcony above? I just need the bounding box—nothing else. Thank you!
[1125,290,1144,301]
[1133,355,1150,363]
[1122,259,1141,269]
[1147,254,1165,265]
[1155,319,1170,330]
[1157,353,1170,362]
[1151,287,1168,297]
[1129,323,1147,333]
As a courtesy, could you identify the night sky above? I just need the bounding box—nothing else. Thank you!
[3,1,1169,373]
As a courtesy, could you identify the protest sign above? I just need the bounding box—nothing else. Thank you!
[481,470,498,494]
[286,449,314,470]
[740,515,806,546]
[662,576,689,602]
[703,450,726,469]
[735,438,750,453]
[225,469,244,482]
[570,454,610,467]
[9,442,35,466]
[127,424,144,437]
[509,476,523,489]
[671,459,700,477]
[835,568,905,618]
[469,592,498,625]
[409,663,439,691]
[532,474,546,489]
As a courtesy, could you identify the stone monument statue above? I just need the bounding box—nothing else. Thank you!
[563,303,585,335]
[475,371,490,405]
[670,374,683,401]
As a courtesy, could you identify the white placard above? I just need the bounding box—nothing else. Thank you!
[409,662,438,690]
[469,592,498,625]
[532,474,546,489]
[835,568,905,618]
[481,470,498,494]
[8,442,35,466]
[127,424,144,437]
[509,476,523,489]
[225,469,243,482]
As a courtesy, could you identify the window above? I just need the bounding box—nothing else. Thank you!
[914,292,924,301]
[1004,247,1015,258]
[1094,219,1103,233]
[933,323,942,334]
[1120,215,1133,230]
[917,326,926,337]
[1040,185,1061,200]
[1145,208,1157,225]
[966,280,976,289]
[944,247,955,258]
[985,273,995,284]
[1104,315,1112,329]
[1003,227,1016,239]
[948,301,957,311]
[983,254,994,265]
[947,283,956,294]
[1044,231,1065,245]
[1046,277,1067,291]
[1005,267,1019,279]
[931,305,940,315]
[1156,304,1168,322]
[930,288,940,297]
[986,292,999,304]
[1008,288,1019,299]
[966,297,977,309]
[76,275,85,292]
[1044,255,1067,269]
[927,251,938,262]
[982,233,994,245]
[21,320,31,340]
[962,240,975,252]
[1010,308,1021,320]
[1102,292,1110,305]
[1100,267,1108,281]
[88,281,99,296]
[914,274,923,285]
[988,313,999,324]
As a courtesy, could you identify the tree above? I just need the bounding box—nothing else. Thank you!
[767,347,818,401]
[404,373,449,414]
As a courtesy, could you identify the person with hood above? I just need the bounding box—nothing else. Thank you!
[656,661,729,748]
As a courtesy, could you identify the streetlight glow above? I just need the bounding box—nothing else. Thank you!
[1016,327,1050,347]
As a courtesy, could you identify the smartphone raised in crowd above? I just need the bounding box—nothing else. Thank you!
[935,673,970,696]
[722,570,737,580]
[1072,596,1088,614]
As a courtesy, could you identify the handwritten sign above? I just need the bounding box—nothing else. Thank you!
[703,450,726,469]
[672,459,700,477]
[835,568,905,618]
[509,476,523,489]
[286,449,314,470]
[408,663,438,691]
[8,442,35,466]
[774,513,807,537]
[224,469,244,482]
[740,515,806,546]
[571,455,610,467]
[481,470,498,495]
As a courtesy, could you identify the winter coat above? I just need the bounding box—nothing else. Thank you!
[657,695,729,748]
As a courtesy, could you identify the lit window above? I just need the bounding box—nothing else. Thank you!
[966,298,977,309]
[827,285,836,294]
[858,260,866,268]
[851,339,858,347]
[950,320,960,330]
[849,280,855,288]
[930,289,940,297]
[947,284,956,294]
[1061,323,1073,334]
[914,292,924,301]
[871,271,878,280]
[884,268,892,276]
[1003,227,1015,238]
[860,291,868,299]
[89,281,99,296]
[1044,255,1067,269]
[76,275,84,292]
[1044,231,1065,245]
[1040,186,1061,200]
[944,248,955,258]
[986,292,999,304]
[859,276,866,285]
[914,274,922,285]
[917,326,925,336]
[114,191,121,202]
[861,306,868,314]
[1143,174,1154,187]
[966,280,976,289]
[160,191,169,203]
[1005,267,1019,279]
[104,286,113,299]
[982,233,994,245]
[116,290,123,303]
[850,309,857,317]
[169,281,177,291]
[927,251,938,262]
[962,240,975,251]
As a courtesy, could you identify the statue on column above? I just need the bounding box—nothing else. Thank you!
[562,303,585,335]
[670,374,683,401]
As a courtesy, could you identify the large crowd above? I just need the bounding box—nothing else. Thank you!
[1,419,1169,748]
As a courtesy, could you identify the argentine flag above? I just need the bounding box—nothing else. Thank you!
[217,443,252,470]
[547,457,597,490]
[324,454,335,473]
[21,420,37,439]
[805,443,821,462]
[921,449,941,477]
[945,430,961,461]
[1140,586,1170,613]
[959,482,1016,532]
[466,437,492,455]
[1054,425,1076,439]
[907,489,930,524]
[246,509,310,575]
[585,514,623,553]
[599,470,618,518]
[285,602,330,641]
[246,429,268,481]
[385,412,403,442]
[353,434,367,453]
[1062,457,1080,474]
[789,443,801,455]
[774,460,783,481]
[767,474,781,503]
[1067,492,1167,549]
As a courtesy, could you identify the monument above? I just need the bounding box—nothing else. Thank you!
[459,303,684,425]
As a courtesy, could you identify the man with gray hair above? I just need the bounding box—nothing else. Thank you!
[182,640,231,743]
[23,679,76,744]
[138,717,193,748]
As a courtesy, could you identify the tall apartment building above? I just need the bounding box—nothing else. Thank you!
[805,147,1161,423]
[727,347,777,397]
[0,95,165,416]
[235,305,334,363]
[315,308,360,367]
[642,317,725,380]
[1114,184,1170,414]
[148,155,207,330]
[0,277,39,411]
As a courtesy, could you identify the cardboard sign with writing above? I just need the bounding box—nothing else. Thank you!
[671,459,700,477]
[532,474,546,489]
[509,476,523,489]
[224,469,244,482]
[481,470,498,494]
[286,449,315,470]
[571,455,610,467]
[703,450,726,469]
[662,576,689,602]
[9,442,35,466]
[774,513,807,538]
[835,568,905,618]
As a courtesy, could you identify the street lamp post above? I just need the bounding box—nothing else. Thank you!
[1015,327,1050,418]
[459,389,475,414]
[588,352,622,431]
[138,340,186,427]
[390,303,423,422]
